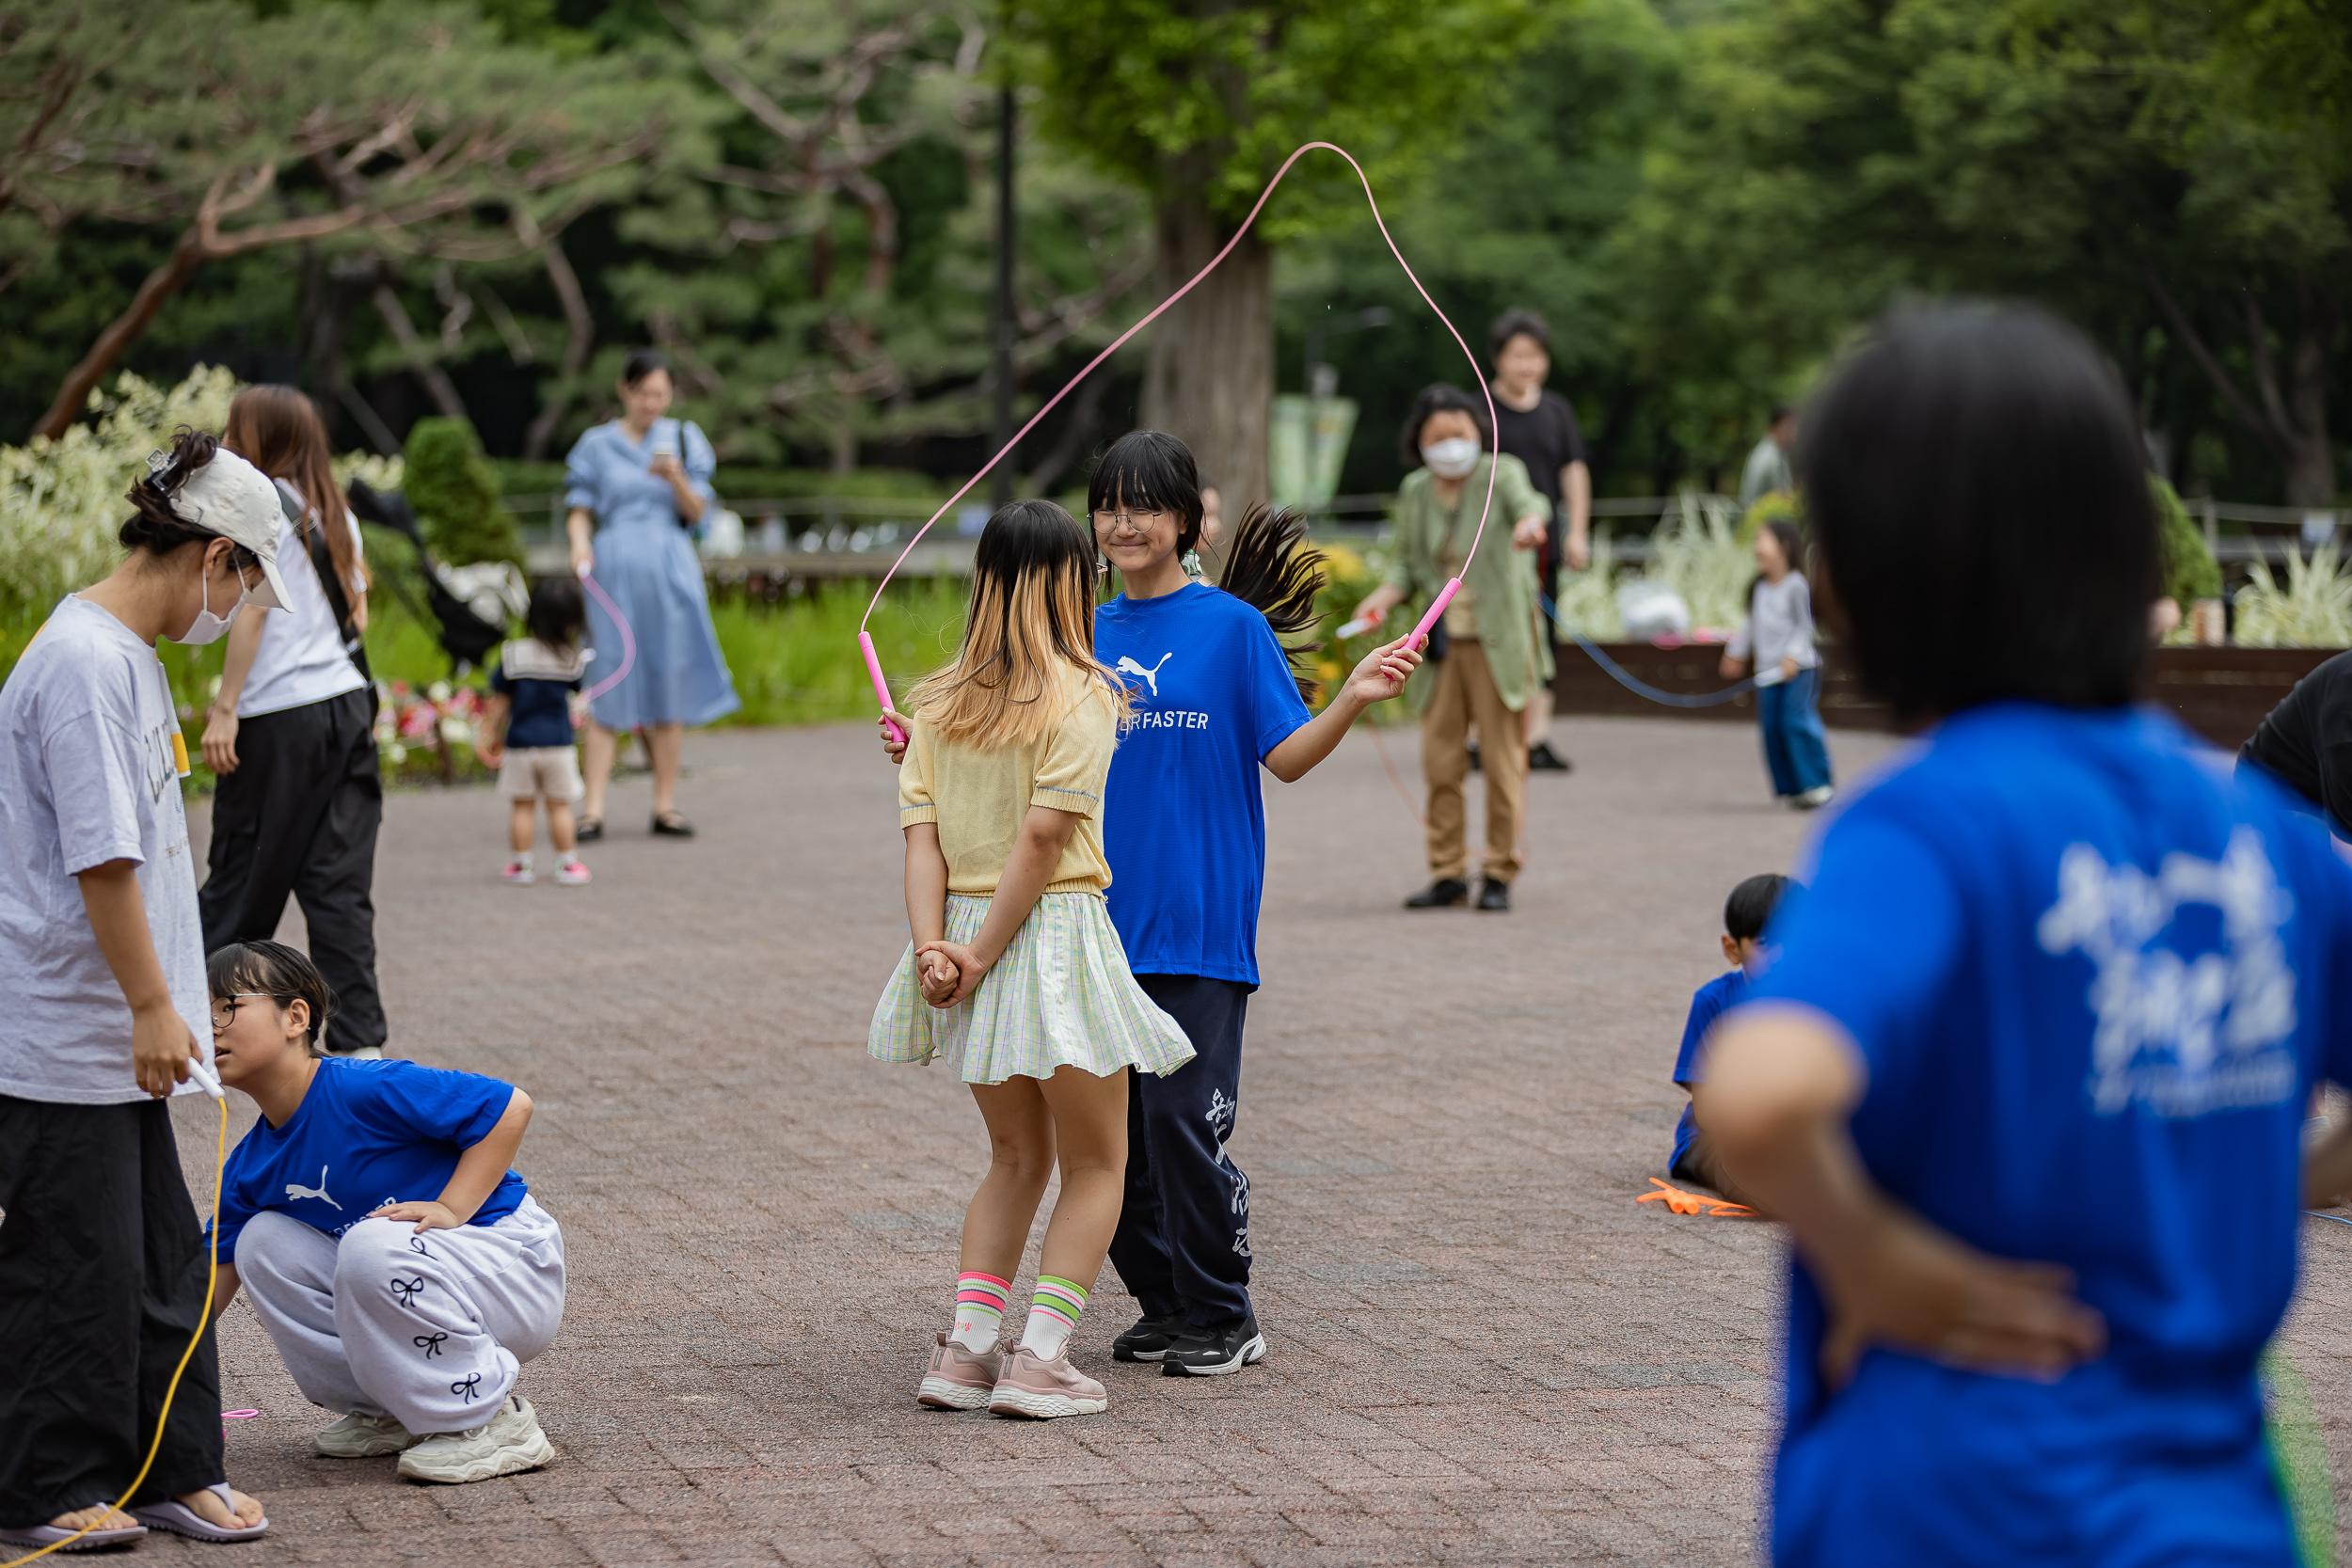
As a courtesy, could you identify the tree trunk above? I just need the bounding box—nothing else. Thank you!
[1139,193,1271,508]
[373,283,469,423]
[32,231,205,439]
[523,237,595,462]
[2281,289,2336,509]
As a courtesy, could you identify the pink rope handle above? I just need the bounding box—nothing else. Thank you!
[856,141,1502,718]
[577,564,638,705]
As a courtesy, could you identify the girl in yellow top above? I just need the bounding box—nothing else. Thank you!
[867,499,1193,1420]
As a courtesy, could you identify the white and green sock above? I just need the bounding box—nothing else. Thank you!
[1018,1275,1088,1359]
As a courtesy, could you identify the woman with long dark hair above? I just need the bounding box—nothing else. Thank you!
[202,386,387,1059]
[563,349,739,839]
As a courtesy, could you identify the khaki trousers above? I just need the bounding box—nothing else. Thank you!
[1421,639,1525,884]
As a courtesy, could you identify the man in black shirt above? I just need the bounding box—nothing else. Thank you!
[2239,651,2352,835]
[1489,309,1590,772]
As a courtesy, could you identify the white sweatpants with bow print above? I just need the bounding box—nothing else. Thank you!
[233,1196,565,1436]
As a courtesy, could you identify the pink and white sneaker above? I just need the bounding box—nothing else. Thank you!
[988,1347,1107,1418]
[554,861,591,885]
[917,1333,1006,1411]
[501,861,534,885]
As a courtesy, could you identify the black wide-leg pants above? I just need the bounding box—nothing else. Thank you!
[1107,974,1255,1330]
[199,688,386,1053]
[0,1096,223,1528]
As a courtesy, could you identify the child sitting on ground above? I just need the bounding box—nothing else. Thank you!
[1668,873,1787,1209]
[204,940,566,1483]
[479,577,591,885]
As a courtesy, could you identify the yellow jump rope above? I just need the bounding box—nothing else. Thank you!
[2,1085,230,1567]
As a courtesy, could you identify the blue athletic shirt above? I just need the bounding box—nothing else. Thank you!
[1670,969,1747,1173]
[1095,583,1312,985]
[1750,702,2352,1567]
[212,1057,530,1262]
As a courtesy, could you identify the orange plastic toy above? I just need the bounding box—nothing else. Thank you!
[1636,1178,1756,1218]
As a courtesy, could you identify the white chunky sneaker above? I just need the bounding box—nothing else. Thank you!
[397,1395,553,1484]
[313,1411,420,1458]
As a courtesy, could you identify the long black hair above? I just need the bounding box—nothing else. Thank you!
[1801,302,2155,721]
[1218,503,1326,704]
[908,499,1125,746]
[1088,430,1327,701]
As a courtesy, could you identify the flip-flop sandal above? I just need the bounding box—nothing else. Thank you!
[0,1516,149,1552]
[129,1482,269,1542]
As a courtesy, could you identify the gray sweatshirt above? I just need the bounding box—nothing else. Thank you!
[1728,572,1818,671]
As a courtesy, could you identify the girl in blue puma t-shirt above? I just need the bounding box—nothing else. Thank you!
[1698,304,2352,1567]
[884,432,1420,1375]
[203,941,565,1484]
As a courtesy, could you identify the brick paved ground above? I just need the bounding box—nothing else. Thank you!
[147,715,2349,1566]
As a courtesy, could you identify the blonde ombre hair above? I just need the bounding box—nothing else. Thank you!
[908,499,1130,749]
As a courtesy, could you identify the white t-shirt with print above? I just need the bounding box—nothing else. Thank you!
[0,595,213,1103]
[237,495,367,718]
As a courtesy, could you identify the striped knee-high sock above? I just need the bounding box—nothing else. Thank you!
[1018,1275,1088,1359]
[950,1272,1011,1353]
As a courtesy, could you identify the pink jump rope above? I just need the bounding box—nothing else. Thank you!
[854,141,1502,745]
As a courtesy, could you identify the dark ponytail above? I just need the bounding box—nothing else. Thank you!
[1216,502,1327,704]
[119,430,228,557]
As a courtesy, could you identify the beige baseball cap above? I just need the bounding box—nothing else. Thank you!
[164,448,290,610]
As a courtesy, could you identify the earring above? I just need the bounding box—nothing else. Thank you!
[1181,547,1204,580]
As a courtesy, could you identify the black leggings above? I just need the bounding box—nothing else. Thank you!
[199,688,386,1052]
[0,1097,223,1528]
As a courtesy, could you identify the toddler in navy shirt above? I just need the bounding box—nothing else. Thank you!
[1668,873,1786,1208]
[481,576,590,885]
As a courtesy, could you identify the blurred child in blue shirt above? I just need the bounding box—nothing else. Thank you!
[1668,873,1786,1209]
[480,577,590,886]
[1700,303,2352,1567]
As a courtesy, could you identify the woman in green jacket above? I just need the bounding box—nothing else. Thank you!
[1354,384,1552,911]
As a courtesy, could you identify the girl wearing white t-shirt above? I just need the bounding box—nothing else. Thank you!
[1722,518,1836,809]
[200,386,388,1057]
[0,433,280,1551]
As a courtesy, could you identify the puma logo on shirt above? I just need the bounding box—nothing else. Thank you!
[284,1164,343,1211]
[1116,652,1174,698]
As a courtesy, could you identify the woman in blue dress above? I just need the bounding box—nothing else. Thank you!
[564,350,739,839]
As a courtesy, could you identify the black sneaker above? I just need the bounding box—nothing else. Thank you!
[1112,1313,1185,1363]
[1405,878,1470,909]
[1527,740,1573,772]
[1475,879,1510,911]
[1160,1315,1267,1376]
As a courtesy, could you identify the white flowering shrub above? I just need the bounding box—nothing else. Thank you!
[0,366,241,613]
[0,367,402,617]
[1644,491,1752,635]
[2233,543,2352,648]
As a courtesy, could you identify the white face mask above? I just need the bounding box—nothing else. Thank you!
[1422,436,1481,479]
[170,559,251,646]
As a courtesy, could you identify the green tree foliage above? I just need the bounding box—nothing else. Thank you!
[1607,0,2349,503]
[403,417,524,567]
[619,0,1152,476]
[1014,0,1540,504]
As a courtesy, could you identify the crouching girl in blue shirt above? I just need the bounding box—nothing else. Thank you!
[204,941,566,1484]
[1698,303,2352,1566]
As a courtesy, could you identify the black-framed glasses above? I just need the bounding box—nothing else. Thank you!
[211,992,271,1032]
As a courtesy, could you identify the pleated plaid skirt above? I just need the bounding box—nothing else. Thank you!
[868,892,1196,1085]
